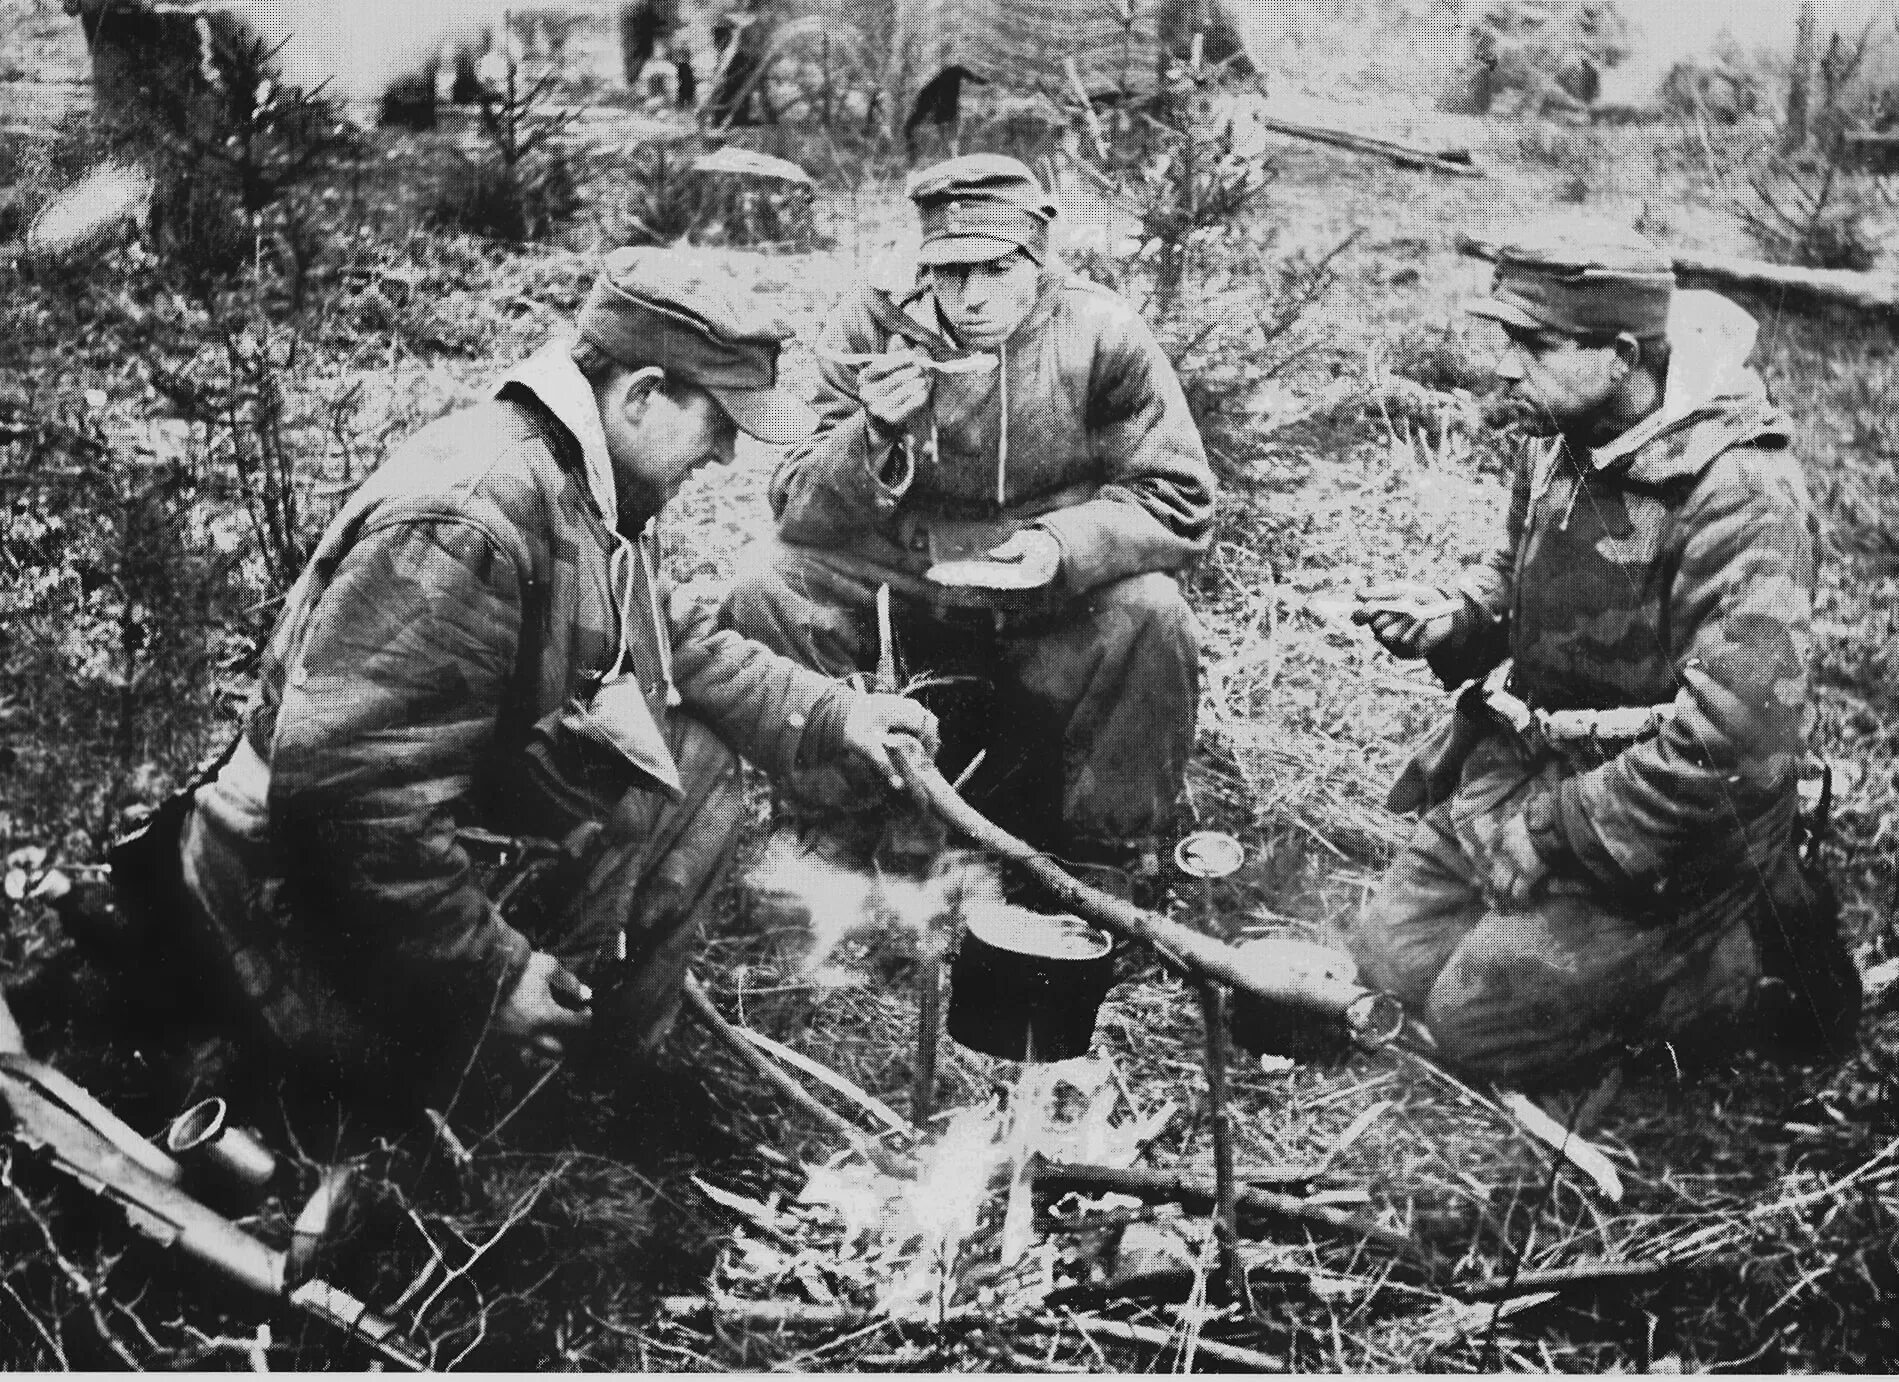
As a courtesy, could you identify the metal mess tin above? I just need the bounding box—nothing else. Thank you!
[1227,937,1367,1061]
[947,903,1115,1062]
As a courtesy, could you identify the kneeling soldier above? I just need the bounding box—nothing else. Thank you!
[1348,223,1859,1089]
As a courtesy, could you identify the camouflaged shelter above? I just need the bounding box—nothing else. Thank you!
[888,0,1248,103]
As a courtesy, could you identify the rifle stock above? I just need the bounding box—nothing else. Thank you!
[0,994,425,1369]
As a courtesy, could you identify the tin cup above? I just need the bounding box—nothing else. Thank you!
[165,1097,277,1202]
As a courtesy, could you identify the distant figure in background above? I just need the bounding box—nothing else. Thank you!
[673,43,698,110]
[705,13,765,126]
[619,0,681,91]
[1349,223,1860,1091]
[904,64,988,158]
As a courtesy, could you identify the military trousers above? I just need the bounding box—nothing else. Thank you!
[721,535,1198,855]
[1348,732,1764,1089]
[177,714,742,1094]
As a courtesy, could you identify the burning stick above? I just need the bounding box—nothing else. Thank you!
[1029,1160,1431,1267]
[889,742,1405,1041]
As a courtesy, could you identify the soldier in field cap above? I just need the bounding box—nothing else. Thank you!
[1348,219,1860,1092]
[723,153,1216,891]
[146,248,939,1106]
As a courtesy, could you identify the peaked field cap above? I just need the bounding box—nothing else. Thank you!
[577,247,816,444]
[906,153,1058,266]
[1464,223,1676,338]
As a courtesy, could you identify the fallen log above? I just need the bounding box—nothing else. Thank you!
[1670,250,1899,318]
[1458,234,1899,319]
[891,741,1405,1043]
[1251,111,1484,178]
[1030,1159,1429,1265]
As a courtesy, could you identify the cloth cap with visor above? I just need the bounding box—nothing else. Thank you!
[1464,226,1675,339]
[906,153,1059,267]
[577,247,817,445]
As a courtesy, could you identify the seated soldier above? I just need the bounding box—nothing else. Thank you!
[128,249,937,1108]
[1348,222,1860,1090]
[722,154,1216,886]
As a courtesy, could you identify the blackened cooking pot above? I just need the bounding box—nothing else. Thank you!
[947,904,1115,1062]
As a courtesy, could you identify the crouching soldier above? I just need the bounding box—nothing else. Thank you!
[119,250,937,1105]
[721,155,1215,887]
[1348,224,1860,1090]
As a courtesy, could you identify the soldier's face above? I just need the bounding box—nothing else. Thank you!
[929,250,1040,348]
[604,372,738,525]
[1493,326,1626,437]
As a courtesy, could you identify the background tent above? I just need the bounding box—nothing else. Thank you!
[890,0,1248,106]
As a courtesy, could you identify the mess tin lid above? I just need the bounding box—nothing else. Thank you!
[962,904,1111,961]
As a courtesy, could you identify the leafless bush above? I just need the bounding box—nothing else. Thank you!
[430,59,581,243]
[1737,155,1879,271]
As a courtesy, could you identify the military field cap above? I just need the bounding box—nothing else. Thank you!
[1465,223,1675,339]
[577,247,816,445]
[906,153,1058,267]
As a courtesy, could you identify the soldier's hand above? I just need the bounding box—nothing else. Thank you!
[1352,582,1460,659]
[841,692,941,790]
[982,529,1062,588]
[857,350,933,433]
[496,951,592,1062]
[1459,810,1548,908]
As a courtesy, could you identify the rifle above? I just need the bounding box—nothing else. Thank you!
[0,994,426,1371]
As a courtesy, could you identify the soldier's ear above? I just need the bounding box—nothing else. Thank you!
[607,366,667,427]
[1612,332,1643,375]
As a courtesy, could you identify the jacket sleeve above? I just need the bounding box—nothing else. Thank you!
[1033,300,1217,592]
[1534,448,1814,893]
[267,519,533,1030]
[1424,439,1532,687]
[769,290,916,545]
[669,581,844,779]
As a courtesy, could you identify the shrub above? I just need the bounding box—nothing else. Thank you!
[1737,155,1879,271]
[430,58,582,243]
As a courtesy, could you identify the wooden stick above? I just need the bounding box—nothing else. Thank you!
[1030,1159,1429,1265]
[891,741,1404,1038]
[659,1296,1286,1370]
[1063,58,1109,162]
[1451,1258,1671,1300]
[660,1295,867,1329]
[1251,111,1483,178]
[680,976,916,1180]
[911,936,942,1129]
[736,1025,916,1136]
[1197,982,1254,1314]
[1020,1313,1287,1372]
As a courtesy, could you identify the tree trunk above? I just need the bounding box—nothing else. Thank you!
[1782,1,1814,154]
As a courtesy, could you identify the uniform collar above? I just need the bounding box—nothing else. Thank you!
[1587,290,1772,475]
[496,337,619,524]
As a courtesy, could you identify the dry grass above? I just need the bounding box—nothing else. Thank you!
[1,23,1897,1368]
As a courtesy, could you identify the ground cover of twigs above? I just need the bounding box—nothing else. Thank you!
[2,19,1898,1366]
